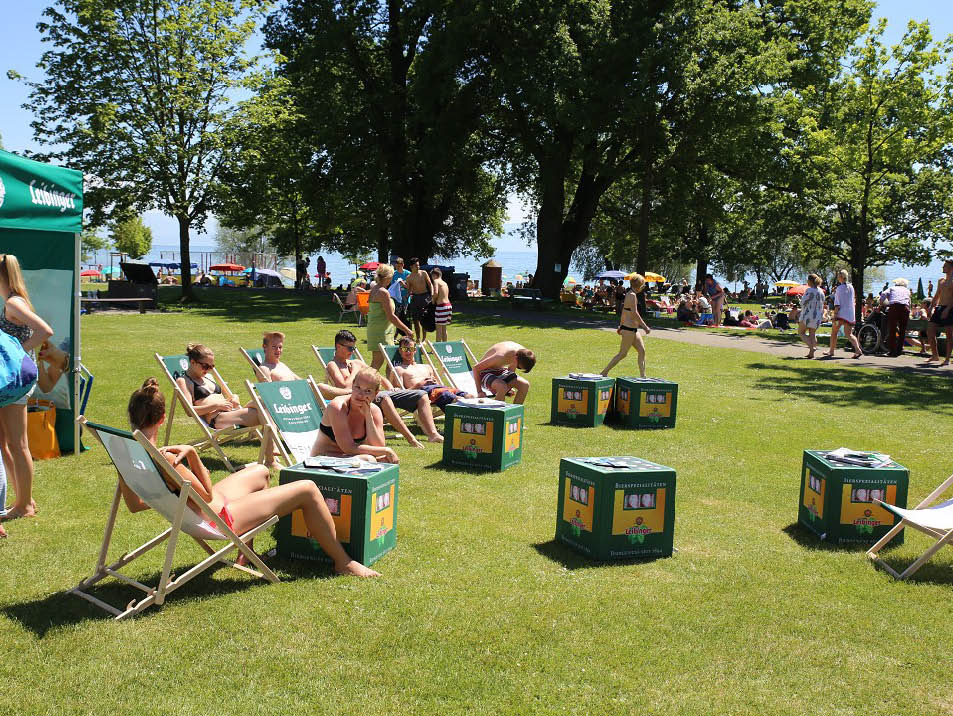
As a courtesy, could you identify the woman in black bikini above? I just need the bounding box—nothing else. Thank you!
[176,343,262,430]
[312,367,399,464]
[127,378,379,577]
[600,273,651,378]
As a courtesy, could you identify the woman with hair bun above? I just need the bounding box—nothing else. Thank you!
[126,378,379,577]
[600,273,651,378]
[0,253,54,526]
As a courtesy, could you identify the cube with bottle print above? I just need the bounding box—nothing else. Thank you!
[613,377,677,429]
[442,399,523,471]
[550,375,615,427]
[556,457,676,560]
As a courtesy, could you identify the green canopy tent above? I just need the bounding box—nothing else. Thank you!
[0,149,84,453]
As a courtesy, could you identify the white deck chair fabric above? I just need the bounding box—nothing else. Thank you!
[70,420,278,619]
[879,499,953,532]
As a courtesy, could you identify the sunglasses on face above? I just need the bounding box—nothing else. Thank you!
[336,344,356,353]
[197,361,214,371]
[400,345,416,352]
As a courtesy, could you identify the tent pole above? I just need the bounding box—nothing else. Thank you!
[74,231,82,454]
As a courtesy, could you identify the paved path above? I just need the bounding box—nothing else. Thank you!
[458,303,950,377]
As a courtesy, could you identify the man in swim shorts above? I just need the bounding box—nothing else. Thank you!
[471,340,536,404]
[392,337,471,408]
[926,259,953,366]
[405,257,434,344]
[431,267,452,342]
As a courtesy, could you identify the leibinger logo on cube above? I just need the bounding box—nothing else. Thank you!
[280,386,292,400]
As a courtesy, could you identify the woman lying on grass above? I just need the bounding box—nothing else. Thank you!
[126,378,379,577]
[312,367,399,464]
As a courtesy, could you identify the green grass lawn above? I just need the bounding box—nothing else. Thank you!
[3,288,953,715]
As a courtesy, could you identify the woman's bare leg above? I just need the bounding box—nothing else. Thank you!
[601,331,635,376]
[633,333,646,377]
[0,404,35,518]
[212,463,270,504]
[370,350,385,371]
[826,321,841,356]
[228,481,380,577]
[214,407,277,468]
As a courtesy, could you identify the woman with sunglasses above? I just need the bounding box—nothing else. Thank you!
[175,343,274,464]
[0,253,53,527]
[312,367,399,464]
[126,378,378,577]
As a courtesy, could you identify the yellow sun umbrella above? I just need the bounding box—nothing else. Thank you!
[563,276,578,284]
[644,272,666,283]
[774,280,799,288]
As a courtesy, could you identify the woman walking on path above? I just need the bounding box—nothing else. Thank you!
[601,273,651,378]
[367,264,413,371]
[824,269,862,359]
[798,274,825,358]
[0,254,53,524]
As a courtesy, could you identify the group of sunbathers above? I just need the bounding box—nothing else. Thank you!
[117,330,537,577]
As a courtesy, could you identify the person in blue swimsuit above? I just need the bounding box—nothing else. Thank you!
[702,274,725,327]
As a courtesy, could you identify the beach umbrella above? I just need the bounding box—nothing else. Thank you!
[359,261,379,271]
[514,274,524,281]
[80,269,102,277]
[785,284,808,297]
[774,280,799,288]
[279,267,297,281]
[209,263,244,272]
[563,276,577,284]
[101,266,120,275]
[596,270,626,280]
[644,271,666,283]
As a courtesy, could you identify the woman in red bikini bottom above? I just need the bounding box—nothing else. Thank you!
[124,378,379,577]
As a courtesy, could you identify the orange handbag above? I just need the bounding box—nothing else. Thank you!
[27,399,60,460]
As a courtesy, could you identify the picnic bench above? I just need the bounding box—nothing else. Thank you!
[509,287,554,310]
[81,297,154,314]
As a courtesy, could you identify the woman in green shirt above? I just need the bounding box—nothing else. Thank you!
[367,263,413,370]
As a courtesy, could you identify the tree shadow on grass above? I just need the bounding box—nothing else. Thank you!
[782,521,899,554]
[158,286,341,325]
[533,539,669,570]
[1,562,292,637]
[747,362,953,415]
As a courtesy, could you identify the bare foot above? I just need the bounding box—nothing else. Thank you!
[428,433,445,443]
[924,356,940,363]
[851,353,862,359]
[408,437,424,449]
[1,506,37,521]
[0,524,6,538]
[336,560,381,577]
[236,540,256,567]
[807,350,815,359]
[942,360,950,367]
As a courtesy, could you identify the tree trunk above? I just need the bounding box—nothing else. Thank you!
[636,145,655,275]
[177,215,194,302]
[851,260,865,336]
[377,221,389,264]
[695,258,708,289]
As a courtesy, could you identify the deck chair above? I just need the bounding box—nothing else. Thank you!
[70,418,278,620]
[333,292,362,325]
[867,472,953,579]
[246,377,326,466]
[355,291,370,324]
[154,353,261,472]
[427,339,481,396]
[378,343,440,389]
[239,346,268,381]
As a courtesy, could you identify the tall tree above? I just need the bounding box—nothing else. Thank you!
[20,0,270,300]
[782,19,953,319]
[264,0,505,263]
[110,214,153,259]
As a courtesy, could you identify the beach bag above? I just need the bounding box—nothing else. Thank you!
[0,332,38,408]
[27,399,60,460]
[423,301,436,333]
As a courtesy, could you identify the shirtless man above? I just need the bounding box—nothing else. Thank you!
[926,260,953,366]
[405,257,434,343]
[471,340,536,404]
[392,336,471,408]
[257,331,350,401]
[429,268,452,342]
[325,329,443,443]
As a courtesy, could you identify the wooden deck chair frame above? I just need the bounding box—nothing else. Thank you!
[426,339,481,395]
[246,376,327,467]
[239,346,269,382]
[333,292,362,325]
[867,472,953,580]
[154,352,261,472]
[70,418,279,620]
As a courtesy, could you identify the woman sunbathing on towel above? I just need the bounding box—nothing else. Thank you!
[312,367,399,464]
[126,378,379,577]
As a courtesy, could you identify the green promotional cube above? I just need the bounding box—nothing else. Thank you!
[442,399,524,471]
[798,450,908,545]
[550,375,615,427]
[556,457,676,560]
[613,377,678,429]
[277,459,398,566]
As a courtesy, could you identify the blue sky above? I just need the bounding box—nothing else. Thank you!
[2,1,951,248]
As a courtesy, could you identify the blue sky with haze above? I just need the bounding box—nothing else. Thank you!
[1,1,950,249]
